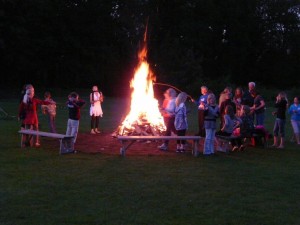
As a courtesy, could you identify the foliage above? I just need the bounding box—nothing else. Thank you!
[0,0,299,95]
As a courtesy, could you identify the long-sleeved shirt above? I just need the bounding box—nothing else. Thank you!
[174,103,188,130]
[204,105,219,129]
[222,115,241,134]
[162,98,176,118]
[67,99,86,120]
[289,104,300,121]
[19,98,49,125]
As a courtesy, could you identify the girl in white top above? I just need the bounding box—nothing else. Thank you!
[90,85,103,134]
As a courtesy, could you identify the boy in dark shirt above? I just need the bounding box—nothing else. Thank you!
[66,92,86,146]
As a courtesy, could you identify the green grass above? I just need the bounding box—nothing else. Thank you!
[1,97,300,225]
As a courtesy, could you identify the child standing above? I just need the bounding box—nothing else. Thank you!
[66,92,85,146]
[174,92,188,153]
[203,93,219,155]
[41,91,57,133]
[272,92,288,148]
[288,96,300,145]
[18,87,50,147]
[90,85,104,134]
[158,88,177,151]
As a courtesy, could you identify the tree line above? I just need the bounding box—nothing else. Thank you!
[0,0,299,96]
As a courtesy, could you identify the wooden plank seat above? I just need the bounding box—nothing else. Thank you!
[117,135,202,157]
[18,129,74,154]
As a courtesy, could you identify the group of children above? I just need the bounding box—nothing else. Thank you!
[198,83,300,155]
[158,89,189,153]
[18,84,104,148]
[158,82,300,156]
[18,82,300,154]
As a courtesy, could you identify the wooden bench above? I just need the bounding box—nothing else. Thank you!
[117,135,202,157]
[216,132,268,152]
[18,129,74,154]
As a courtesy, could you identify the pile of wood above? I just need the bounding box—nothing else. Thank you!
[112,122,165,137]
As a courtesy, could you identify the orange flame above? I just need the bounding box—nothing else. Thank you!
[118,45,166,135]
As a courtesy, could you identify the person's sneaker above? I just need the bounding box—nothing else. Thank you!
[95,129,101,134]
[277,145,284,149]
[180,149,185,153]
[90,129,96,134]
[158,144,168,151]
[176,149,181,153]
[35,142,40,147]
[271,144,278,148]
[239,145,245,151]
[232,146,238,152]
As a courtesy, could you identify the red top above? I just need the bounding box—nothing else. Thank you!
[19,98,49,126]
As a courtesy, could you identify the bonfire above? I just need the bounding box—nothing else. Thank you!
[114,31,166,136]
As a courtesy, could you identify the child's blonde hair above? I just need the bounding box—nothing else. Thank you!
[207,93,216,105]
[176,92,188,107]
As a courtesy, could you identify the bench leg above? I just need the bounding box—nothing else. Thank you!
[60,138,75,154]
[192,140,200,157]
[119,140,136,157]
[20,134,24,148]
[120,146,125,157]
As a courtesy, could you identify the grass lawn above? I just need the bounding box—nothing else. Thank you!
[1,96,300,225]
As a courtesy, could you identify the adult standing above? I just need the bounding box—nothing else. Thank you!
[250,89,266,126]
[271,92,288,148]
[288,96,300,145]
[90,85,104,134]
[203,93,219,155]
[158,88,177,151]
[196,86,209,137]
[242,81,256,107]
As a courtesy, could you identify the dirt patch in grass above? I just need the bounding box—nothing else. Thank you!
[73,132,201,156]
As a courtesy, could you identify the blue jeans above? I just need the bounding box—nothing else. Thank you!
[273,118,285,137]
[66,119,79,143]
[204,128,216,155]
[291,120,300,134]
[255,112,265,126]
